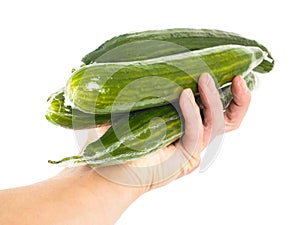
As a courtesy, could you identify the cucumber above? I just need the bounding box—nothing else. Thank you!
[82,28,274,73]
[48,103,182,166]
[48,73,257,166]
[67,45,265,114]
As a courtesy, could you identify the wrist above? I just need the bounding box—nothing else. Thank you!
[56,165,145,196]
[55,165,144,224]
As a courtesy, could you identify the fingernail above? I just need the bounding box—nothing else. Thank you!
[183,88,193,100]
[182,89,196,109]
[238,77,249,93]
[202,73,217,93]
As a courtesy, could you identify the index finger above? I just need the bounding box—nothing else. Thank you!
[198,73,225,144]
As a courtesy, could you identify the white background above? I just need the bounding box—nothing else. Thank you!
[0,0,299,224]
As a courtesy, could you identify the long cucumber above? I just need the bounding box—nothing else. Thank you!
[82,28,274,73]
[67,45,265,114]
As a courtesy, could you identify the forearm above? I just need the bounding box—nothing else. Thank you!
[0,166,143,225]
[0,178,92,224]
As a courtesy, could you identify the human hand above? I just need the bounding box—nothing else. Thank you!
[89,73,251,192]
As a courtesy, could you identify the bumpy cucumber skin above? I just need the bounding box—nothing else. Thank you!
[48,73,257,166]
[45,88,112,129]
[67,45,264,114]
[82,28,273,73]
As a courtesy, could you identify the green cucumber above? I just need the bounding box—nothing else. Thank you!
[48,73,256,166]
[67,45,265,114]
[82,28,274,73]
[48,103,182,166]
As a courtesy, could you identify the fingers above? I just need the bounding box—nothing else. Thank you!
[225,76,251,132]
[179,88,204,155]
[178,73,225,157]
[198,73,225,144]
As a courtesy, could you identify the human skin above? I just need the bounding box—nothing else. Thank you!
[0,73,251,225]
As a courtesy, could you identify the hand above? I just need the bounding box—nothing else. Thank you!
[90,73,251,191]
[15,73,249,225]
